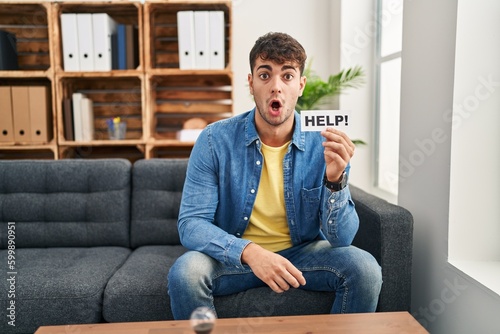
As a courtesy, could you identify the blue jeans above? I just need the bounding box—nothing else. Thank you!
[167,240,382,320]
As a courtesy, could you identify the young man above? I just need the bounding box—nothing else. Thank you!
[167,32,382,320]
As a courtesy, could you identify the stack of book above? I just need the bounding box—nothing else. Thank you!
[60,13,139,71]
[62,93,94,142]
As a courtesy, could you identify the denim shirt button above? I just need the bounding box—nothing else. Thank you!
[244,216,248,220]
[236,232,241,236]
[250,189,255,194]
[330,198,335,204]
[256,160,261,165]
[328,220,333,224]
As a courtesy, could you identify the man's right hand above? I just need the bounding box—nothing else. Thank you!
[241,242,306,293]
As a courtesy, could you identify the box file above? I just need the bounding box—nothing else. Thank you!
[11,86,31,142]
[194,11,210,69]
[0,86,15,142]
[60,13,80,71]
[28,86,52,143]
[92,13,117,71]
[76,13,95,71]
[177,11,195,70]
[209,11,225,69]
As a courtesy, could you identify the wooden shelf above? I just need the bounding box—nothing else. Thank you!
[59,139,145,147]
[0,70,52,78]
[0,0,233,161]
[0,144,57,160]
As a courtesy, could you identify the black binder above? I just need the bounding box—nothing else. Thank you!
[0,30,19,70]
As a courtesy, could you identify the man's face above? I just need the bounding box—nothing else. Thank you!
[248,57,306,130]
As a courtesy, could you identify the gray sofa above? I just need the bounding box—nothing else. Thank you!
[0,158,413,334]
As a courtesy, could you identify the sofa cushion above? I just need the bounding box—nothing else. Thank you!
[0,247,131,334]
[103,245,188,322]
[130,159,187,248]
[0,159,132,248]
[103,245,335,322]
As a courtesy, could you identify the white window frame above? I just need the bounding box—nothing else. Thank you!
[374,0,403,199]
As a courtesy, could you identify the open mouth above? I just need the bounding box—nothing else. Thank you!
[270,100,282,111]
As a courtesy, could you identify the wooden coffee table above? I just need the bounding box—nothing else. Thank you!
[35,311,428,334]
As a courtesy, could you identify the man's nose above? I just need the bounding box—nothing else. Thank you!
[270,76,282,94]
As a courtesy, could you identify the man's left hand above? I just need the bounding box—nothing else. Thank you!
[320,128,355,182]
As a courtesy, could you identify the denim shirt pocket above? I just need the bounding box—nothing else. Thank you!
[301,185,322,223]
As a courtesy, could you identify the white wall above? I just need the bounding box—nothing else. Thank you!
[232,0,338,114]
[399,0,500,333]
[337,0,377,196]
[449,0,500,262]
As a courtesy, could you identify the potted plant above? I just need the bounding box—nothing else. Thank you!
[297,64,366,145]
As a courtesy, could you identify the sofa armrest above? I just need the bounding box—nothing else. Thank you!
[349,185,413,312]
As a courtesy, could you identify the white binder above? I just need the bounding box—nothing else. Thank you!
[80,97,94,142]
[92,13,117,71]
[72,92,85,141]
[76,13,95,71]
[60,13,80,71]
[194,11,210,69]
[177,11,195,70]
[209,11,225,70]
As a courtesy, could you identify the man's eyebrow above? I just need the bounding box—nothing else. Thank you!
[256,64,272,71]
[281,65,298,72]
[256,64,298,72]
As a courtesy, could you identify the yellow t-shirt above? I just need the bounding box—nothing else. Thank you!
[243,141,292,252]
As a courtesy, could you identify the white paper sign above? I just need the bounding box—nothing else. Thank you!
[300,110,351,132]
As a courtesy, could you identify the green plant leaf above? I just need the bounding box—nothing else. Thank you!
[297,65,365,112]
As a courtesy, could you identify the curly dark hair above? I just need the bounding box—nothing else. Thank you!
[249,32,307,75]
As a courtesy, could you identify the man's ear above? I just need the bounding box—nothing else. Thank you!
[248,73,254,95]
[299,75,307,96]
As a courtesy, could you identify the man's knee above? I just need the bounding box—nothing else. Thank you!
[349,249,382,291]
[168,251,216,288]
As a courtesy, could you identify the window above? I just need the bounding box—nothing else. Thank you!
[448,0,500,296]
[374,0,403,195]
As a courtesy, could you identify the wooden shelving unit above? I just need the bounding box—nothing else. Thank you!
[0,0,233,161]
[0,1,57,159]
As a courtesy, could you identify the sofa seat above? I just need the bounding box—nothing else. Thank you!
[103,246,337,323]
[103,245,187,322]
[0,247,130,334]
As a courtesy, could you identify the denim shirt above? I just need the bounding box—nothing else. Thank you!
[178,108,359,269]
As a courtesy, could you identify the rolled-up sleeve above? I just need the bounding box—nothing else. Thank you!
[320,184,359,247]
